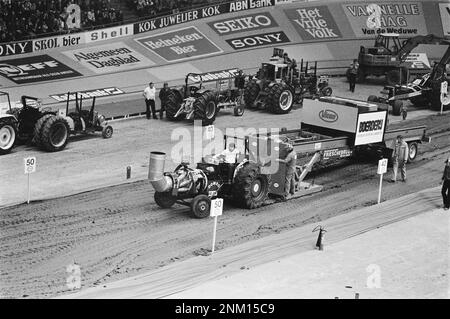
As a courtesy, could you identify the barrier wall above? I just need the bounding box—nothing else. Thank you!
[0,0,448,105]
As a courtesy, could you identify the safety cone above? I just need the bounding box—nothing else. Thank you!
[313,225,327,251]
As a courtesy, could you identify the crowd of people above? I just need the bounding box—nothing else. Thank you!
[127,0,194,17]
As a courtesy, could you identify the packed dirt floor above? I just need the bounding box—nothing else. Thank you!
[1,78,449,298]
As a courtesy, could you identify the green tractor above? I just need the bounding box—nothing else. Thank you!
[244,48,332,114]
[165,69,246,126]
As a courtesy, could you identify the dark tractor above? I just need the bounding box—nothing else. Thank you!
[165,69,246,126]
[0,92,18,155]
[352,33,446,86]
[244,48,332,114]
[0,91,112,154]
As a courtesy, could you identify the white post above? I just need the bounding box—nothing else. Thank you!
[27,173,31,204]
[212,216,218,253]
[441,101,444,116]
[377,173,383,204]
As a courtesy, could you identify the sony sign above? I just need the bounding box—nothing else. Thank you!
[0,41,33,57]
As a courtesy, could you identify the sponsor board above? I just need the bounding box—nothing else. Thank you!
[0,55,81,84]
[33,34,84,52]
[0,40,33,57]
[354,111,387,146]
[208,12,278,35]
[404,53,430,69]
[135,26,222,62]
[439,3,450,37]
[188,68,241,82]
[85,24,133,43]
[342,2,428,37]
[284,6,342,40]
[226,31,290,50]
[323,148,353,160]
[134,0,275,34]
[50,87,125,102]
[63,42,154,74]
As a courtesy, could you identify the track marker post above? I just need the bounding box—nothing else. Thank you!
[441,81,448,115]
[24,156,37,204]
[377,158,388,204]
[210,198,223,254]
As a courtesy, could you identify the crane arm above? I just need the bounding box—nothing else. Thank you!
[397,34,450,62]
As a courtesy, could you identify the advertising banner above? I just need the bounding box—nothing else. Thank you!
[33,33,85,52]
[135,26,222,62]
[354,111,387,146]
[284,5,342,40]
[0,40,33,57]
[0,55,81,84]
[342,2,428,37]
[63,42,154,74]
[226,31,290,50]
[50,87,125,102]
[208,12,278,35]
[134,0,275,34]
[439,3,450,37]
[85,24,133,43]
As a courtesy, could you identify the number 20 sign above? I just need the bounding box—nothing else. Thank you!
[24,157,37,174]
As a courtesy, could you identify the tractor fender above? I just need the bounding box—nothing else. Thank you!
[64,116,75,131]
[232,159,249,181]
[195,88,211,96]
[0,114,17,122]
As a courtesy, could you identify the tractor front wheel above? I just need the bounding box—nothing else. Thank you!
[190,194,211,219]
[102,125,113,138]
[0,120,16,155]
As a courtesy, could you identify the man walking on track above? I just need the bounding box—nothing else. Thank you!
[143,82,157,119]
[348,59,359,93]
[159,82,170,119]
[390,135,409,183]
[441,157,450,210]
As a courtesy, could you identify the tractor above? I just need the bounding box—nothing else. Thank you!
[164,69,246,126]
[367,39,450,112]
[351,33,446,86]
[244,48,332,114]
[148,134,295,218]
[0,91,113,154]
[0,92,17,155]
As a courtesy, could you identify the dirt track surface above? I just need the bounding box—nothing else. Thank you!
[1,78,449,298]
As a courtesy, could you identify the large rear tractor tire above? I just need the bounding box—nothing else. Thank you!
[154,191,177,209]
[386,69,407,86]
[165,90,184,121]
[194,91,218,126]
[232,162,270,209]
[190,194,211,219]
[0,119,16,155]
[40,115,70,152]
[367,95,379,103]
[392,100,403,116]
[269,83,294,114]
[410,96,427,108]
[32,114,53,147]
[244,80,260,109]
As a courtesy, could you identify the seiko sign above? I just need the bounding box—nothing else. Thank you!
[208,12,278,35]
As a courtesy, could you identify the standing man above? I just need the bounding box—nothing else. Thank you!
[390,135,409,183]
[279,141,297,200]
[441,157,450,210]
[159,82,170,119]
[348,59,359,93]
[143,82,157,119]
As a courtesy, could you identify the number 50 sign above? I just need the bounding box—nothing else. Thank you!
[24,157,37,174]
[210,198,223,217]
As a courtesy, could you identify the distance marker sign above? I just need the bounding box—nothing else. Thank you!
[24,157,36,174]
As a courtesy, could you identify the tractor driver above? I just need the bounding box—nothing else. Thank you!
[214,142,241,164]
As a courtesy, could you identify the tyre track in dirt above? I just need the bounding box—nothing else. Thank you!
[1,126,448,298]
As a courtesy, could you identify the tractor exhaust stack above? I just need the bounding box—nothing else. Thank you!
[148,152,173,192]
